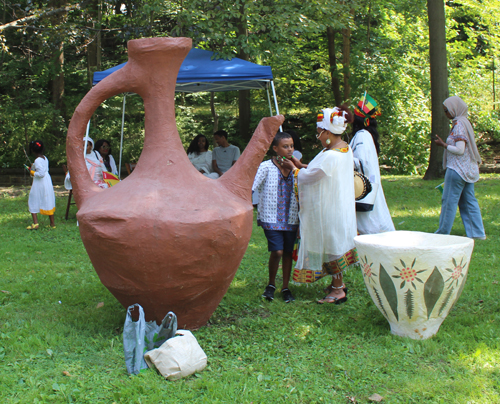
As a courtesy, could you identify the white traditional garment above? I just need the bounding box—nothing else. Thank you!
[188,150,219,179]
[106,154,118,176]
[350,129,395,235]
[293,146,358,282]
[252,159,299,229]
[85,150,109,189]
[28,156,56,215]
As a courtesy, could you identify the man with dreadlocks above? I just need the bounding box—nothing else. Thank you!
[350,93,395,235]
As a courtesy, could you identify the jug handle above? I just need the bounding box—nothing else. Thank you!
[66,66,133,207]
[220,115,285,201]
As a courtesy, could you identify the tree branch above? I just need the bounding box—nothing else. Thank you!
[0,5,79,32]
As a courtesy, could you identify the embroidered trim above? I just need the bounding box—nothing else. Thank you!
[322,146,349,154]
[293,168,300,203]
[292,248,359,283]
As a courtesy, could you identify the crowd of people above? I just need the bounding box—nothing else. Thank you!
[25,95,486,306]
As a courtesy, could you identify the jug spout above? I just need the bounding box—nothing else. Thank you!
[219,115,284,201]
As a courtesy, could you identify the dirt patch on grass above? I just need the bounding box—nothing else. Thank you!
[0,185,69,199]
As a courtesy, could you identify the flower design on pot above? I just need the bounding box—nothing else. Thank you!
[445,257,466,288]
[392,258,426,290]
[360,255,377,284]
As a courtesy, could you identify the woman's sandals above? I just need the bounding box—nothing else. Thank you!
[318,284,348,305]
[26,223,39,230]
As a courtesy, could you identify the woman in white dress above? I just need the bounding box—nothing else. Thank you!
[94,139,118,176]
[84,137,109,189]
[27,140,56,229]
[284,106,358,304]
[186,135,219,179]
[350,96,395,234]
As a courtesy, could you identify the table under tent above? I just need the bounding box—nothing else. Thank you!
[90,48,281,178]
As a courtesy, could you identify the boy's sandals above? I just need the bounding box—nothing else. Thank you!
[26,224,39,230]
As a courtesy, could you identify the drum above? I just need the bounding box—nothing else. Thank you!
[354,171,372,201]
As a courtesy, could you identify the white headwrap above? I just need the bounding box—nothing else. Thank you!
[83,136,94,151]
[442,96,481,168]
[317,107,348,135]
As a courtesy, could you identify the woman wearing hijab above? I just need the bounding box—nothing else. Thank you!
[350,95,395,234]
[84,136,109,189]
[284,106,358,304]
[433,95,485,239]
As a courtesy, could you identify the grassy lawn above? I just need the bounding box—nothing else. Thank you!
[1,175,499,403]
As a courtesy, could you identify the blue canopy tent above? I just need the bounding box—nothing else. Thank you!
[89,48,281,177]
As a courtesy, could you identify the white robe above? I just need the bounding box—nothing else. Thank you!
[28,156,56,215]
[85,150,108,188]
[188,151,219,179]
[350,130,395,234]
[295,147,357,273]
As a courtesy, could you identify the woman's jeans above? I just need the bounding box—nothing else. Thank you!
[436,168,485,238]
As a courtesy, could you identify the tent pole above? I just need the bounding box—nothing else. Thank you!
[84,120,91,157]
[266,86,273,116]
[270,80,282,131]
[119,94,127,179]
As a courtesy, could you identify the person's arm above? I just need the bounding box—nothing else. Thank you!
[290,155,308,169]
[109,155,118,176]
[295,166,327,185]
[212,159,223,176]
[33,159,47,178]
[445,141,466,155]
[231,146,241,166]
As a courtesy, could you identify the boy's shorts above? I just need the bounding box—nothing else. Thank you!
[263,229,297,252]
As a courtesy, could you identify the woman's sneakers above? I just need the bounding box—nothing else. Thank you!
[262,284,276,301]
[262,285,295,303]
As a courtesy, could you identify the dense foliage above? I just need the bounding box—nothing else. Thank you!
[0,0,499,173]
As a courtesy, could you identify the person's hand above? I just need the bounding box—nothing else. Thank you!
[433,135,447,148]
[281,158,296,171]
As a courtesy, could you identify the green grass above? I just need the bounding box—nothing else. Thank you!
[1,175,500,403]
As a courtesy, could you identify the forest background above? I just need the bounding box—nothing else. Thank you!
[0,0,499,176]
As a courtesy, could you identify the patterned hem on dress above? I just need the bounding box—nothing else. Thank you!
[40,207,56,216]
[292,248,359,283]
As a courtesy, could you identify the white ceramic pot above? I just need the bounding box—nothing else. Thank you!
[354,231,474,339]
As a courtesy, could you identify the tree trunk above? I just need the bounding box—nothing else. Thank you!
[49,0,67,137]
[424,0,449,180]
[327,27,342,106]
[87,0,102,89]
[237,3,251,141]
[342,25,351,103]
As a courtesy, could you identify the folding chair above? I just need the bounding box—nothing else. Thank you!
[62,164,76,220]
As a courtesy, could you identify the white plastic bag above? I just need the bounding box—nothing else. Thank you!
[123,304,177,375]
[144,330,207,380]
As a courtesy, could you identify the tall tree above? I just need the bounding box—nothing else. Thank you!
[424,0,449,179]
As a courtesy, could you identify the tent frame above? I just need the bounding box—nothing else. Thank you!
[108,81,280,179]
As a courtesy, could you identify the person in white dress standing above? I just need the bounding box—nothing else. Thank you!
[186,135,219,179]
[27,140,56,230]
[284,106,358,304]
[350,94,395,234]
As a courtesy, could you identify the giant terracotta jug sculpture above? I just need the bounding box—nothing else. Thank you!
[67,37,284,329]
